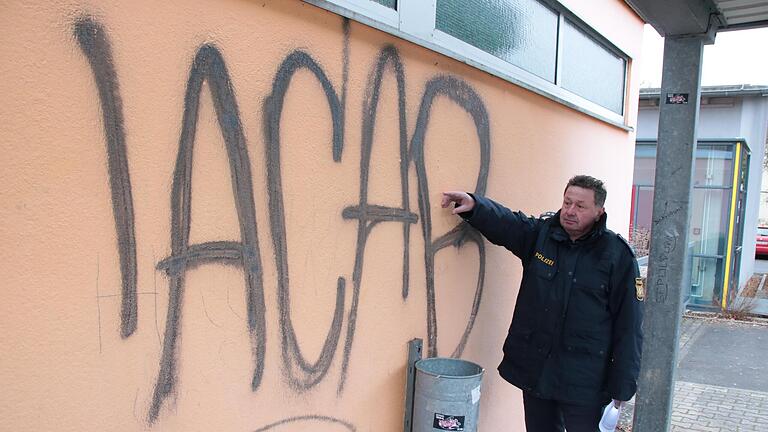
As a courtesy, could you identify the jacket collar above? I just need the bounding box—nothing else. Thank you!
[549,210,608,243]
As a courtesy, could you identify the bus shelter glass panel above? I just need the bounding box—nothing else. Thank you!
[689,188,730,258]
[693,145,733,187]
[690,256,724,304]
[689,187,731,307]
[630,141,743,308]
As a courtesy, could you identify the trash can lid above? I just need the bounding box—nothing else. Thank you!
[415,357,484,378]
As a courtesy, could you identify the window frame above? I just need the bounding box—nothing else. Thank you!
[303,0,631,129]
[557,14,628,115]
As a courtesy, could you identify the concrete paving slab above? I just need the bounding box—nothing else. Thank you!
[619,316,768,431]
[676,321,768,392]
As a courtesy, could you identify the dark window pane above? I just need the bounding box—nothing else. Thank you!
[436,0,558,81]
[560,19,625,114]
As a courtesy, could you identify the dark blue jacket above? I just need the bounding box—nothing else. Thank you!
[462,195,643,405]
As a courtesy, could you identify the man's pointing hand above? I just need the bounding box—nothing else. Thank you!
[441,191,475,215]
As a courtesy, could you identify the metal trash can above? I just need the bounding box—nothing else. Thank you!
[412,358,484,432]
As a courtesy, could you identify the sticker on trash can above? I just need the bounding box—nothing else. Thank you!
[433,413,465,431]
[471,385,481,404]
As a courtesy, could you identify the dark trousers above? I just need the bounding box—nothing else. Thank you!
[522,392,603,432]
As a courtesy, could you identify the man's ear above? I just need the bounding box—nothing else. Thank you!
[597,207,605,220]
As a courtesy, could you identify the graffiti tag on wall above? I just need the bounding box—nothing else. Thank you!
[74,13,491,426]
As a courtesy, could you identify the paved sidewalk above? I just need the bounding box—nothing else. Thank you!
[670,381,768,431]
[618,315,768,431]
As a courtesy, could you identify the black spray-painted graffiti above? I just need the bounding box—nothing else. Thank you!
[151,44,268,422]
[339,45,417,393]
[74,13,490,425]
[74,17,138,339]
[252,415,356,432]
[263,49,347,391]
[410,75,490,358]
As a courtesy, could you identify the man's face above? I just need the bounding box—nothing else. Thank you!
[559,186,605,240]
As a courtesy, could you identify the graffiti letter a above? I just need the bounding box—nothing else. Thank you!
[151,44,266,423]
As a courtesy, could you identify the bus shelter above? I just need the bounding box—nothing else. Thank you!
[631,139,750,309]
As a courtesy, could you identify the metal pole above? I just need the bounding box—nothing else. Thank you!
[633,35,706,432]
[403,338,423,432]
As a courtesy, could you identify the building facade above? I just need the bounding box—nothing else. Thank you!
[0,1,645,430]
[634,85,768,308]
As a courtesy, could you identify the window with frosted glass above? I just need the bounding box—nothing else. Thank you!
[371,0,396,9]
[560,19,625,114]
[436,0,558,81]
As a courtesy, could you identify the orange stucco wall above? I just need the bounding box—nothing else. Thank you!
[0,1,644,430]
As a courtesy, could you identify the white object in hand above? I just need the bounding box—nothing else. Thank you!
[599,401,621,432]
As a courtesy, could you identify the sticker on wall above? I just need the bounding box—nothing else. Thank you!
[665,93,689,104]
[433,413,465,431]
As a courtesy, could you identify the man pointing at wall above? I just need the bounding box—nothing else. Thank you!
[442,175,643,432]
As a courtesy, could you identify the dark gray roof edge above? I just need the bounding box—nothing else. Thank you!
[640,84,768,98]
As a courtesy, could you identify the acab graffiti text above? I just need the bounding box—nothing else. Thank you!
[74,14,490,425]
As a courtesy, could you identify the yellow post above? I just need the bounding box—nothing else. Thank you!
[721,141,742,309]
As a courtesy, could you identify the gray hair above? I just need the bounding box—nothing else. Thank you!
[565,175,606,207]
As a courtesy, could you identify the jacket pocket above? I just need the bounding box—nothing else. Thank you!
[564,342,608,358]
[503,327,538,361]
[571,265,611,317]
[532,261,556,281]
[561,342,609,387]
[574,265,610,293]
[561,326,611,388]
[504,327,532,349]
[502,328,540,387]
